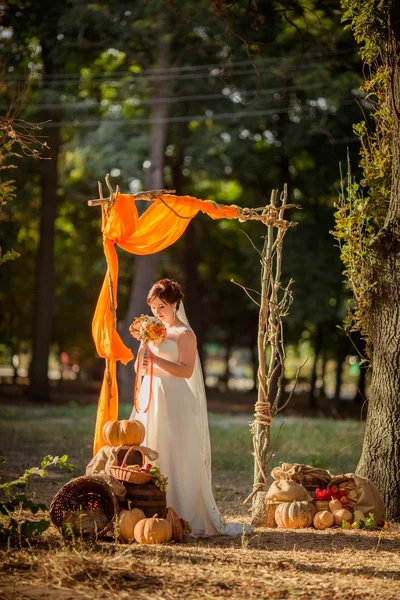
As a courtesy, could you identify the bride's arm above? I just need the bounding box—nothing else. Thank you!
[149,330,197,378]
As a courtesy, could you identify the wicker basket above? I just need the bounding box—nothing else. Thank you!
[110,446,154,485]
[50,475,119,538]
[326,475,354,490]
[315,501,330,512]
[303,483,320,499]
[265,501,281,528]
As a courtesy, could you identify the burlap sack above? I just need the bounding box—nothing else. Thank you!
[350,473,385,521]
[266,479,311,502]
[271,463,332,487]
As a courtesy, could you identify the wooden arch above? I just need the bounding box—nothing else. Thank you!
[88,175,299,513]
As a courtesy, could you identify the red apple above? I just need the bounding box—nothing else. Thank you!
[340,496,349,504]
[330,485,338,495]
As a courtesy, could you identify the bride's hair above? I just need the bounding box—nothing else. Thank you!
[147,279,184,309]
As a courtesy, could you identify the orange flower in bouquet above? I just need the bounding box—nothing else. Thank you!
[129,315,167,347]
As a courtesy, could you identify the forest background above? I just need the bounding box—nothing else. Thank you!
[0,0,367,416]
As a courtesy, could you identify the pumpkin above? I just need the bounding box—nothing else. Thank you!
[275,501,316,529]
[328,499,342,514]
[164,507,184,542]
[328,498,353,526]
[134,515,172,545]
[313,510,334,530]
[333,508,352,527]
[103,419,145,447]
[118,507,146,543]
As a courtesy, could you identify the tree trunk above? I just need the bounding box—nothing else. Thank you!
[332,334,347,417]
[219,335,233,392]
[356,248,400,518]
[320,349,328,400]
[171,135,205,362]
[118,30,172,404]
[29,41,61,402]
[356,19,400,520]
[309,325,322,410]
[353,363,367,405]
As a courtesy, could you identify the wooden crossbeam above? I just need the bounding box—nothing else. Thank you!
[88,174,176,206]
[88,174,301,227]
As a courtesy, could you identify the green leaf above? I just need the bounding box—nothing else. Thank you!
[0,248,21,266]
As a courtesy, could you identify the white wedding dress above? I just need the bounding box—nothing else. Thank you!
[130,324,251,536]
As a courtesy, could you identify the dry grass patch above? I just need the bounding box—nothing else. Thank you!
[1,525,400,600]
[2,404,397,599]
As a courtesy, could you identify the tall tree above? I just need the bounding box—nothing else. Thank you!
[335,0,400,519]
[118,24,174,403]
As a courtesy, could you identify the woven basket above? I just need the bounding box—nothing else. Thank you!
[315,501,330,512]
[110,446,154,485]
[265,501,281,528]
[326,475,354,489]
[303,483,320,499]
[50,476,119,538]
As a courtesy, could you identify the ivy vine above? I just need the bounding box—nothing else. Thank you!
[332,0,393,354]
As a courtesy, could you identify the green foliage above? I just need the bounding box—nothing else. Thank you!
[1,0,364,372]
[0,454,74,545]
[341,0,389,63]
[0,454,74,495]
[332,158,378,350]
[333,1,393,350]
[0,92,47,266]
[0,248,20,265]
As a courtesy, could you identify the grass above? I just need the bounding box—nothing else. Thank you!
[0,403,364,506]
[1,401,399,600]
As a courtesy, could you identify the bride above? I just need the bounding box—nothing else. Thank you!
[130,278,251,536]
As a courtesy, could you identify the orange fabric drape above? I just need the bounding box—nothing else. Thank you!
[92,193,241,455]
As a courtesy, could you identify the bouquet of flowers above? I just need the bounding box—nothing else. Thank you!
[129,315,167,413]
[129,315,167,346]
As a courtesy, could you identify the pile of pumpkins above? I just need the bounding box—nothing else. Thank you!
[102,420,185,544]
[118,506,184,544]
[266,480,360,530]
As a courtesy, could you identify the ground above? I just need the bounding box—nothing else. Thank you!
[0,399,399,600]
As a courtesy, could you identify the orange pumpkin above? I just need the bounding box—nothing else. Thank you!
[275,501,316,529]
[118,507,146,543]
[102,419,145,447]
[333,508,352,527]
[134,515,172,545]
[313,510,334,530]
